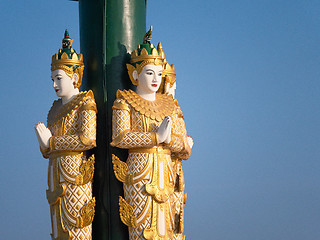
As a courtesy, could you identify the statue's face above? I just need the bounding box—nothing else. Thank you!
[51,69,75,98]
[168,82,176,98]
[62,39,70,48]
[137,64,163,94]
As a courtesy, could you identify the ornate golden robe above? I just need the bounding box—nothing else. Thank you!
[41,91,97,240]
[171,100,190,240]
[111,90,190,240]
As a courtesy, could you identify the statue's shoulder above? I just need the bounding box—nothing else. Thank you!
[113,89,131,111]
[79,90,97,112]
[173,99,184,118]
[47,99,62,125]
[47,91,96,126]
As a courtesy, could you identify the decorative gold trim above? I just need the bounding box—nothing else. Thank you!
[151,132,158,146]
[50,201,71,240]
[116,89,175,122]
[110,129,130,147]
[119,196,137,228]
[79,102,97,112]
[129,146,171,155]
[76,197,96,228]
[49,136,55,151]
[126,64,138,86]
[112,154,129,183]
[47,91,94,127]
[50,151,82,159]
[79,134,96,146]
[61,196,95,228]
[178,206,184,234]
[75,154,95,185]
[135,196,152,227]
[145,152,174,203]
[143,200,174,240]
[112,99,130,111]
[47,158,66,205]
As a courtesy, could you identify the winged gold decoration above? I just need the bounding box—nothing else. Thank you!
[119,196,137,228]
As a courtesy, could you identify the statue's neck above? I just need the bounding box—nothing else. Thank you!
[62,89,80,105]
[136,89,156,102]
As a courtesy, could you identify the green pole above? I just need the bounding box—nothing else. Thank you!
[75,0,146,239]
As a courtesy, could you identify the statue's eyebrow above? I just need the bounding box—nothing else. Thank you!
[54,74,62,78]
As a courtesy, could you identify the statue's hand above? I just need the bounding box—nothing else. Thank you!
[157,116,172,144]
[187,136,194,149]
[35,122,52,149]
[164,117,172,144]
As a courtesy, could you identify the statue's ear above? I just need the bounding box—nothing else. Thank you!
[126,64,138,86]
[72,73,79,88]
[133,70,138,80]
[165,82,171,94]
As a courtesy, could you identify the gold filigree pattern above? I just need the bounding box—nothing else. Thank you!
[77,197,96,228]
[116,89,175,121]
[75,155,95,185]
[112,154,130,183]
[111,90,190,240]
[119,196,137,227]
[44,91,96,240]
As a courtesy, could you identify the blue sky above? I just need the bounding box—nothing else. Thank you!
[1,0,320,239]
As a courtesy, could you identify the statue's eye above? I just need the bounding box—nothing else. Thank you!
[57,77,62,80]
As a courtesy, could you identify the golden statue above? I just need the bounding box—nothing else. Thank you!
[35,30,96,240]
[158,61,194,240]
[111,27,191,240]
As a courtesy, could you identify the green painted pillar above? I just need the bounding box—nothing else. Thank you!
[74,0,146,239]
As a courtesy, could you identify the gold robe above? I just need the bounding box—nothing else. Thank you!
[171,100,190,240]
[41,91,97,240]
[111,90,190,240]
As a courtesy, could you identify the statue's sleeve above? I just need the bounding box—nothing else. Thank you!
[167,109,191,159]
[49,97,97,152]
[40,146,50,159]
[110,99,158,149]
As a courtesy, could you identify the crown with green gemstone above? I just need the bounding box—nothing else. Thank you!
[51,30,84,70]
[129,26,165,66]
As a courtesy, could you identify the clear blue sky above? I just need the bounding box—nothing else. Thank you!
[0,0,319,239]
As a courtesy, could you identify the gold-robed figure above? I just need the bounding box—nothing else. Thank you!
[111,27,192,240]
[158,61,194,240]
[35,30,96,240]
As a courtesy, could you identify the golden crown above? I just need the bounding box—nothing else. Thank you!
[157,60,176,94]
[129,26,165,65]
[51,30,84,70]
[51,30,84,89]
[130,43,165,65]
[163,61,176,79]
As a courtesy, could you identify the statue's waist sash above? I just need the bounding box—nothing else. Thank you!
[49,151,83,159]
[129,146,171,155]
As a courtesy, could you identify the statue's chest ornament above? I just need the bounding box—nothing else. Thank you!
[118,90,176,122]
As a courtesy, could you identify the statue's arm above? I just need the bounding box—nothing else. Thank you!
[166,112,191,159]
[49,98,97,152]
[110,99,158,149]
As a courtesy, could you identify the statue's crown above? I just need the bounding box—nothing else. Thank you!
[130,26,165,65]
[51,30,84,69]
[163,61,176,78]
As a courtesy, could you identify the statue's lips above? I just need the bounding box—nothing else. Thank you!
[55,89,59,92]
[151,84,157,87]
